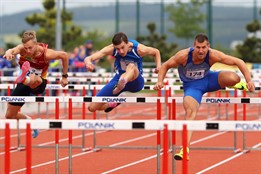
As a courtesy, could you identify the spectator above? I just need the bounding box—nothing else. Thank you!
[85,40,94,57]
[0,47,12,76]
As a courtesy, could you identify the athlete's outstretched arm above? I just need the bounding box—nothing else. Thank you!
[3,44,23,60]
[211,49,255,92]
[137,44,161,73]
[84,44,114,72]
[46,49,69,87]
[45,49,69,75]
[154,49,187,90]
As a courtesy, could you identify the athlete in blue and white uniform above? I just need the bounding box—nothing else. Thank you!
[154,33,255,160]
[84,32,161,112]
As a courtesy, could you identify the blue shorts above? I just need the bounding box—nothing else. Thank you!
[183,71,222,104]
[96,73,144,96]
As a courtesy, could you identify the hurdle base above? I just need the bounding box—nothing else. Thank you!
[82,147,93,152]
[10,146,26,151]
[233,148,242,154]
[243,149,250,154]
[92,148,102,152]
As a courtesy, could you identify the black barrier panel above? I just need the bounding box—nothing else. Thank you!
[241,98,250,103]
[132,122,145,129]
[36,97,44,102]
[137,98,145,102]
[49,122,62,128]
[84,97,92,102]
[206,123,219,130]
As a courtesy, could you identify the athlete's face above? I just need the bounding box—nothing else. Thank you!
[193,40,210,60]
[114,41,128,57]
[23,40,37,56]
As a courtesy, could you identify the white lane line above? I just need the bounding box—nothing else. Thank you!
[196,142,261,174]
[10,150,95,174]
[101,155,158,174]
[190,131,227,144]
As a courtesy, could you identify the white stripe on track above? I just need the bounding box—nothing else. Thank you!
[196,142,261,174]
[10,150,95,174]
[101,154,158,174]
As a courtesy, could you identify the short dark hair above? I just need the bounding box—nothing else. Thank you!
[112,32,128,45]
[194,33,209,43]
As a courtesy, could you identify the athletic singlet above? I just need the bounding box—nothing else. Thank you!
[112,39,143,75]
[19,43,49,79]
[178,47,210,82]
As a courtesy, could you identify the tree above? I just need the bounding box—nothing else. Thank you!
[137,22,178,62]
[166,0,206,46]
[236,19,261,63]
[24,0,83,50]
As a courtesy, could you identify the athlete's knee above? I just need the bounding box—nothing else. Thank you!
[5,110,16,119]
[29,74,41,82]
[126,64,139,80]
[185,107,197,120]
[127,63,138,72]
[226,72,241,83]
[232,73,241,83]
[185,108,193,117]
[5,114,13,119]
[223,72,240,83]
[88,105,96,112]
[127,63,136,69]
[29,75,43,88]
[34,76,43,85]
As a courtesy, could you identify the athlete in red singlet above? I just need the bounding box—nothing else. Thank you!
[3,30,69,138]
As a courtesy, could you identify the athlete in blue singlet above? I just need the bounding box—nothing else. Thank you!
[84,32,161,112]
[154,33,255,160]
[178,47,221,104]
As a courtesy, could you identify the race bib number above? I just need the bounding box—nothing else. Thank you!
[28,67,43,76]
[120,60,137,71]
[186,69,205,79]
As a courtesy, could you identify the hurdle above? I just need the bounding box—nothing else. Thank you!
[0,97,94,152]
[65,96,165,164]
[241,91,261,153]
[2,119,260,174]
[1,95,260,152]
[168,96,261,154]
[1,83,260,121]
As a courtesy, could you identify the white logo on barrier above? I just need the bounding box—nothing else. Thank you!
[78,122,115,129]
[1,97,25,102]
[46,85,60,89]
[206,98,230,103]
[235,123,261,130]
[102,98,127,103]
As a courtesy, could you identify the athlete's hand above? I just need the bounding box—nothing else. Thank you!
[3,53,15,61]
[60,77,68,87]
[153,82,164,90]
[84,58,94,72]
[247,81,255,92]
[154,66,160,74]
